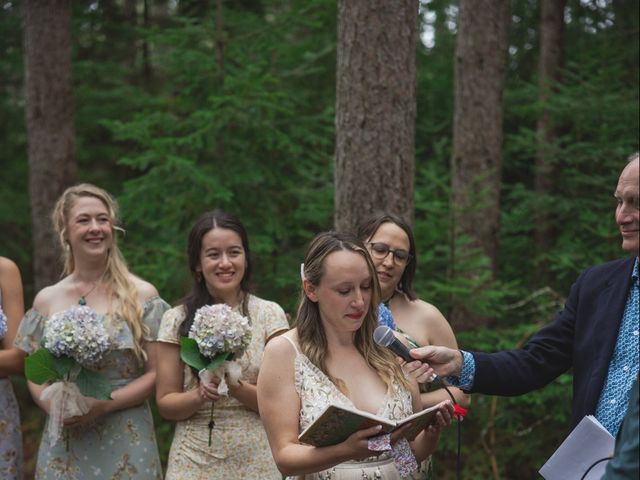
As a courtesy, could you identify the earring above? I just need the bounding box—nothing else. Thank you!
[196,271,203,283]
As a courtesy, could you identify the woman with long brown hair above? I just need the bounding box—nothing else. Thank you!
[258,231,454,479]
[156,209,289,479]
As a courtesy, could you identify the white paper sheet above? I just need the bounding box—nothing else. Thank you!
[539,415,615,480]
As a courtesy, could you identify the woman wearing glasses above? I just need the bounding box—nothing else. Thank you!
[357,213,469,478]
[357,213,470,409]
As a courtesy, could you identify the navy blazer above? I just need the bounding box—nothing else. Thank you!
[470,256,636,430]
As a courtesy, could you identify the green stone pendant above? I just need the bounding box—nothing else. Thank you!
[78,296,87,306]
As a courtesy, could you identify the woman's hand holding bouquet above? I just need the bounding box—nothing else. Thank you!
[25,305,112,446]
[180,303,251,446]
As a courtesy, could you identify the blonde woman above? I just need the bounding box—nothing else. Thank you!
[257,232,454,479]
[15,184,168,479]
[0,257,25,479]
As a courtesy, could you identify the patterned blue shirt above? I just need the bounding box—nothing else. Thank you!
[448,258,640,436]
[377,303,397,330]
[595,257,639,435]
[446,351,475,390]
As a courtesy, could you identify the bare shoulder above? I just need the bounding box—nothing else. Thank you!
[410,299,448,327]
[130,275,160,302]
[263,330,298,361]
[0,257,22,288]
[32,280,67,314]
[0,257,20,278]
[411,299,457,347]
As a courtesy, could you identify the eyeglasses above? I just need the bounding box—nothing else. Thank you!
[368,242,412,265]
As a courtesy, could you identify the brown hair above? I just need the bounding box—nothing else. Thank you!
[297,231,409,393]
[179,209,252,337]
[356,212,418,301]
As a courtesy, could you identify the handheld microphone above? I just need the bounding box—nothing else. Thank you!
[373,325,414,363]
[373,325,439,383]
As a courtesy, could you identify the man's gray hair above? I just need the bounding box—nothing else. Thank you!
[628,151,639,163]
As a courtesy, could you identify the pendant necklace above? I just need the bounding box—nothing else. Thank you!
[382,290,396,308]
[78,281,98,306]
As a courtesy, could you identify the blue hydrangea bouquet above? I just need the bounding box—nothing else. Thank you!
[180,303,252,446]
[24,305,113,445]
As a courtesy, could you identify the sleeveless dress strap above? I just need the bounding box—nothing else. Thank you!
[282,335,301,355]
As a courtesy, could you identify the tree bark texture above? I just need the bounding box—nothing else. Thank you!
[535,0,566,283]
[25,0,77,290]
[450,0,508,330]
[334,0,418,232]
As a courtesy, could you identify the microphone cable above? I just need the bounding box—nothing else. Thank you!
[579,456,611,479]
[373,325,465,479]
[431,376,464,480]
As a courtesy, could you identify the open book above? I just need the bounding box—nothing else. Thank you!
[298,403,440,447]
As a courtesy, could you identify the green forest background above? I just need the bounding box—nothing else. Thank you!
[1,1,638,479]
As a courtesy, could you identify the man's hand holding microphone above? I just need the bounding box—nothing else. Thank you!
[408,345,464,379]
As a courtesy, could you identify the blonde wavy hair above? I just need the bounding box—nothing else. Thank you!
[296,231,410,394]
[52,183,147,361]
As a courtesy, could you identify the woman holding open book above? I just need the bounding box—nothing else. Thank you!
[257,231,454,479]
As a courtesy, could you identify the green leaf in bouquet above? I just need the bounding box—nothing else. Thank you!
[206,351,230,371]
[25,349,62,384]
[180,337,208,371]
[53,355,75,378]
[76,367,112,400]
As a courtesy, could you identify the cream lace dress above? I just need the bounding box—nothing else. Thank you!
[284,336,415,480]
[158,294,289,480]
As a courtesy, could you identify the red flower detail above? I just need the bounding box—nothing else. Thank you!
[453,404,468,420]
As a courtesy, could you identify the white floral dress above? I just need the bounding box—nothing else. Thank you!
[14,297,169,480]
[158,294,289,480]
[283,336,415,480]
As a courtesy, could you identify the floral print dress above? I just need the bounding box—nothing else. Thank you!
[284,336,416,480]
[14,296,169,480]
[0,290,22,479]
[157,294,289,480]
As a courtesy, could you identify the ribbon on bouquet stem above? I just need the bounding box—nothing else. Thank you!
[199,360,243,446]
[40,381,90,447]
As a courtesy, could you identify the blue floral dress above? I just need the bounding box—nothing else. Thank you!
[15,297,169,480]
[0,290,22,479]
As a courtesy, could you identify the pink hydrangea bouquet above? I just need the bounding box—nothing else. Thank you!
[180,303,252,445]
[25,305,112,446]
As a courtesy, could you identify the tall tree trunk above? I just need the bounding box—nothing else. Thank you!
[124,0,138,70]
[449,0,508,330]
[25,0,77,290]
[534,0,566,284]
[334,0,418,232]
[142,0,152,82]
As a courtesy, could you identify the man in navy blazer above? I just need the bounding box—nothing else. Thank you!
[412,155,639,436]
